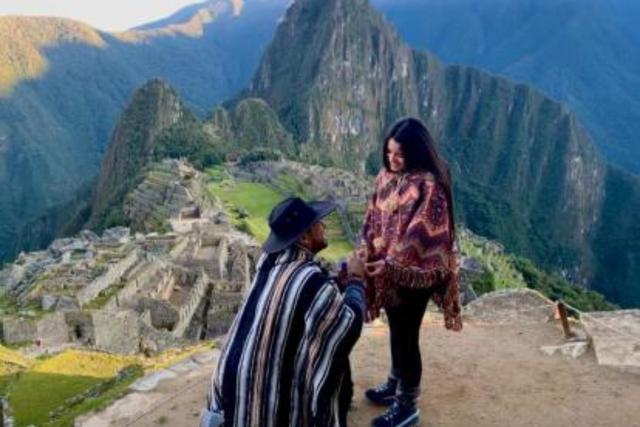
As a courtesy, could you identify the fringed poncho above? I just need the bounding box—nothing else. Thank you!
[363,169,462,331]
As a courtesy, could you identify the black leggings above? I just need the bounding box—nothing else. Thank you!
[385,287,433,397]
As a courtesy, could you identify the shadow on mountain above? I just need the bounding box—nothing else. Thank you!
[0,1,287,262]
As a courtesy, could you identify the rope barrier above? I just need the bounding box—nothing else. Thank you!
[559,300,640,343]
[366,297,640,344]
[463,301,557,326]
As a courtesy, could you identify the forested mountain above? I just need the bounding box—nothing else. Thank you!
[372,0,640,174]
[0,0,289,261]
[243,0,640,307]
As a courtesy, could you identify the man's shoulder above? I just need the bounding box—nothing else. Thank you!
[294,261,339,292]
[301,261,332,283]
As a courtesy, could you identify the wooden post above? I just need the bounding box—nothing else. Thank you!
[557,301,575,339]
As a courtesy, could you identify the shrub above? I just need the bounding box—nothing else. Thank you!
[235,220,252,236]
[237,147,283,166]
[471,269,497,295]
[511,257,617,312]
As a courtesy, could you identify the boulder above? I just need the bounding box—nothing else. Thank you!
[48,238,87,257]
[460,257,484,273]
[56,295,79,311]
[540,341,589,359]
[41,294,58,311]
[101,227,131,244]
[5,264,26,291]
[458,279,478,306]
[581,309,640,368]
[80,229,100,242]
[212,211,228,225]
[464,289,555,323]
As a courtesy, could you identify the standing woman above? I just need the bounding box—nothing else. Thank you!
[361,117,462,427]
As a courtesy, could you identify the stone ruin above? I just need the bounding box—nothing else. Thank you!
[123,159,214,233]
[0,161,260,355]
[236,160,372,203]
[0,222,259,354]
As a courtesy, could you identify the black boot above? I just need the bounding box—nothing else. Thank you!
[364,379,397,406]
[371,395,419,427]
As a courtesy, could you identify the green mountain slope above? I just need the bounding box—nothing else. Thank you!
[0,0,289,261]
[244,0,640,307]
[86,79,298,232]
[88,79,192,229]
[372,0,640,174]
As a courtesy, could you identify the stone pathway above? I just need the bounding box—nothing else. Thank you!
[77,309,640,427]
[581,309,640,368]
[75,351,218,427]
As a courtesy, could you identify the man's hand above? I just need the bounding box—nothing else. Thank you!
[365,260,386,277]
[347,252,365,279]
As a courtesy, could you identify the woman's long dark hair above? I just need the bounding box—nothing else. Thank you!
[383,117,456,244]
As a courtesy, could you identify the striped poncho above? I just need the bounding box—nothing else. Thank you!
[204,245,366,427]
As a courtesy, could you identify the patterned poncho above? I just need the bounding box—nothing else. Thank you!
[363,169,462,331]
[205,245,365,427]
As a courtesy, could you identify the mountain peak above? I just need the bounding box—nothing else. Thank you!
[249,0,418,165]
[124,0,245,41]
[0,16,105,96]
[89,79,188,226]
[137,78,178,96]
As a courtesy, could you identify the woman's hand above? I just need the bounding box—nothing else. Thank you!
[365,260,386,277]
[355,245,368,262]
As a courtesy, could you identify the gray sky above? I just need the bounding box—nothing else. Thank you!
[0,0,203,31]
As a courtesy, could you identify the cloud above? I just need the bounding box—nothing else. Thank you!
[231,0,244,16]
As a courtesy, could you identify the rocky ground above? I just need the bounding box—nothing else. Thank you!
[77,299,640,427]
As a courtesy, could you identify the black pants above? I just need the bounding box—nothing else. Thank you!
[338,362,353,427]
[385,287,433,398]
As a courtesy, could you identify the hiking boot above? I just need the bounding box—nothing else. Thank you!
[364,381,397,406]
[371,399,420,427]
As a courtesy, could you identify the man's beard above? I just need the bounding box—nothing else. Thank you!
[312,239,328,254]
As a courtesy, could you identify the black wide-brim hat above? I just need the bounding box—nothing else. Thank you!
[263,197,337,254]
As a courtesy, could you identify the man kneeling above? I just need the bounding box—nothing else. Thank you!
[201,197,367,427]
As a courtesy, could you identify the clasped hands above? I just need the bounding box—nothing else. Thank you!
[345,246,385,279]
[344,246,386,322]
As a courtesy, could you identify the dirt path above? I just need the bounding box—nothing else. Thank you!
[78,314,640,426]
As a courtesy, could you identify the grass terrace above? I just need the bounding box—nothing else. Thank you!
[0,343,213,426]
[206,167,353,262]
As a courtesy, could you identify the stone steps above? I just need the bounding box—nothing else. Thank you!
[123,258,149,281]
[128,183,193,219]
